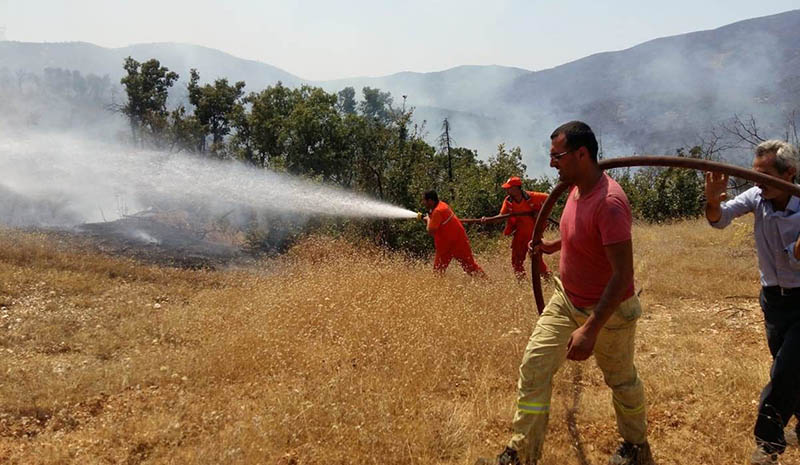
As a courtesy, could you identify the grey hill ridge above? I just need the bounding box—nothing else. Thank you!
[1,9,798,169]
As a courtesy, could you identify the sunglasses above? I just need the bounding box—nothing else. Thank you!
[549,149,575,160]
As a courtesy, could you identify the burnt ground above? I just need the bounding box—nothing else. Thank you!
[38,216,254,269]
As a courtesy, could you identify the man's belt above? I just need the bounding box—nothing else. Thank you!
[763,285,800,297]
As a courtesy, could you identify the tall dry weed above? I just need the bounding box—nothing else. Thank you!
[0,219,795,465]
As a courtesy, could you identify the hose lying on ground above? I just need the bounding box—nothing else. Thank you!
[529,155,800,314]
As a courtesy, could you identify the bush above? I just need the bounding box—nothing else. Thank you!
[611,149,705,223]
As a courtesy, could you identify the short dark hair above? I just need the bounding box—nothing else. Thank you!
[551,121,598,162]
[423,190,439,203]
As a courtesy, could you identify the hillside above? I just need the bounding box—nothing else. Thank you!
[506,9,800,161]
[0,220,796,464]
[318,66,534,159]
[1,10,799,172]
[0,41,524,114]
[0,41,304,88]
[319,65,531,114]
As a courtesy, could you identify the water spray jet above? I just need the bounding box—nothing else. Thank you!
[0,133,420,227]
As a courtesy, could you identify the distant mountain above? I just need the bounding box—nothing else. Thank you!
[505,9,800,164]
[316,9,800,168]
[0,41,305,88]
[1,9,799,173]
[319,65,530,114]
[0,41,528,160]
[318,65,533,157]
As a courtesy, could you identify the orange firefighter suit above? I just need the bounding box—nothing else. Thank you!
[428,201,484,276]
[499,191,549,277]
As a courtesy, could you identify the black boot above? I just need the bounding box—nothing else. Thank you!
[608,441,654,465]
[474,447,525,465]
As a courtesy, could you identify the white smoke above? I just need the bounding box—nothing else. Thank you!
[0,131,417,229]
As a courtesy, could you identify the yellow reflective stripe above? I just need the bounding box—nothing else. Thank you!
[518,401,549,408]
[613,398,645,416]
[517,401,549,414]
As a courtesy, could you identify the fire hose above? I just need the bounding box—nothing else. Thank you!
[529,155,800,314]
[460,211,559,227]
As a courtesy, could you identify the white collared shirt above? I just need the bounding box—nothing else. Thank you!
[711,186,800,288]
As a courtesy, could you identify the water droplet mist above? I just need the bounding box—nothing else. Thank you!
[0,132,418,230]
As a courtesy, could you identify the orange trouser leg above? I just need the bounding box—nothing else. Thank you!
[433,248,454,273]
[511,233,548,277]
[453,241,485,276]
[511,243,527,277]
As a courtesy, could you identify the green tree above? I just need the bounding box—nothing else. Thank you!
[283,86,345,181]
[445,144,531,220]
[342,110,392,199]
[337,86,357,115]
[165,105,204,153]
[438,118,455,182]
[227,102,256,165]
[119,57,179,146]
[86,73,111,103]
[71,70,87,99]
[359,86,394,124]
[243,82,298,168]
[610,147,705,222]
[187,69,246,153]
[487,144,527,187]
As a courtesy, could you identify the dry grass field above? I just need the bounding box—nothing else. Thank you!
[0,219,797,465]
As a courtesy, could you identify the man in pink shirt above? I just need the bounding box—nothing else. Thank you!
[478,122,652,465]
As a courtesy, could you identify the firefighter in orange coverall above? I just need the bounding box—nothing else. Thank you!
[482,177,548,279]
[422,190,485,276]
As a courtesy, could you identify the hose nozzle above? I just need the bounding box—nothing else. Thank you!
[416,211,424,220]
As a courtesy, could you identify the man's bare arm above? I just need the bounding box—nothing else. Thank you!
[588,239,634,328]
[530,238,561,255]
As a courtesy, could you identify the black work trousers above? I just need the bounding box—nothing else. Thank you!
[755,286,800,454]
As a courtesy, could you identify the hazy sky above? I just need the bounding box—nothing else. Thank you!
[2,1,798,80]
